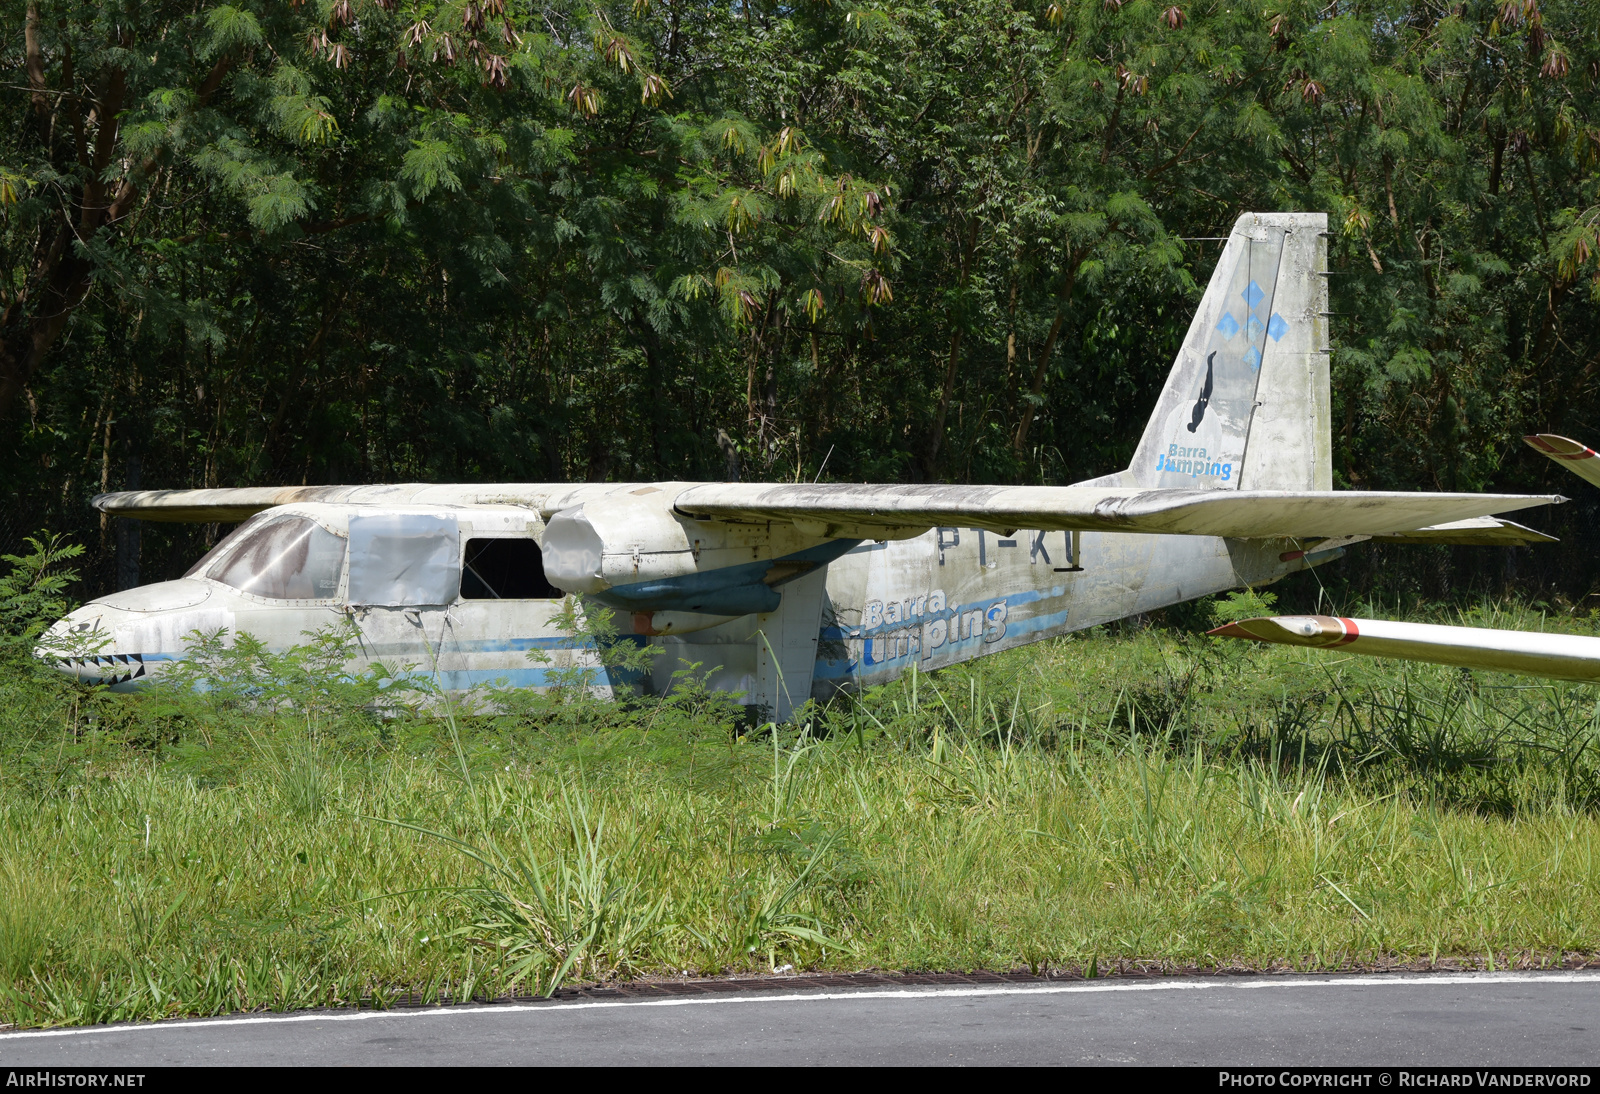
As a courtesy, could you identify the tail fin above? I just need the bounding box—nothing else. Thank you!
[1122,212,1330,491]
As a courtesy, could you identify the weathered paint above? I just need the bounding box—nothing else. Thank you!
[667,483,1555,540]
[44,505,619,699]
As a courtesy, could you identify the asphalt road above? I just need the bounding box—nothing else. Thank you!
[3,971,1598,1067]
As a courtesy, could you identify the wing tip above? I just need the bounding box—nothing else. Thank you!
[1206,619,1276,641]
[1208,615,1359,646]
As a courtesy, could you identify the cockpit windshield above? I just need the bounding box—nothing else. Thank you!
[186,514,347,600]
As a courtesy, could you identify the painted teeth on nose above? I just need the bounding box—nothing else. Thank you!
[58,652,147,685]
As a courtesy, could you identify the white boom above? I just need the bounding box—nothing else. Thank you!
[1525,434,1600,489]
[1208,615,1600,682]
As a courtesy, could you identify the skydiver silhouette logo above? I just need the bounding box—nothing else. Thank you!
[1187,351,1215,433]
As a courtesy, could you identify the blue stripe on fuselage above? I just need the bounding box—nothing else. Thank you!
[814,587,1067,681]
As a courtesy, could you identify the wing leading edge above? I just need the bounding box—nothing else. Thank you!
[1209,615,1600,683]
[92,485,433,522]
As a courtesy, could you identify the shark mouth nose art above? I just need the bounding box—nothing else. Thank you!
[58,653,148,685]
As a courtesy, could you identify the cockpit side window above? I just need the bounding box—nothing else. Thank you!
[185,515,254,582]
[183,512,272,580]
[202,517,348,600]
[460,538,562,599]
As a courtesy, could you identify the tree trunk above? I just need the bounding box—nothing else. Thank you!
[925,330,963,471]
[0,46,233,419]
[1013,248,1086,455]
[925,216,981,473]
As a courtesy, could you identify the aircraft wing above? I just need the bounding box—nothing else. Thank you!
[1208,615,1600,683]
[93,482,1561,540]
[671,484,1561,539]
[1525,434,1600,489]
[93,485,435,522]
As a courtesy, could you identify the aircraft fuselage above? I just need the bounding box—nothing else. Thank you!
[44,497,1326,718]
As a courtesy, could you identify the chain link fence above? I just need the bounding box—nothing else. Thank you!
[0,497,222,603]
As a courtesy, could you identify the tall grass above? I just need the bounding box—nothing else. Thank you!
[1,596,1599,1027]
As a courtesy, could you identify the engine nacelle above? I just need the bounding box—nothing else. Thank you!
[539,487,857,621]
[540,491,695,594]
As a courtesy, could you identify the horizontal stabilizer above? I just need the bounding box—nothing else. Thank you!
[1369,516,1557,547]
[673,483,1561,539]
[1525,434,1600,489]
[1209,615,1600,683]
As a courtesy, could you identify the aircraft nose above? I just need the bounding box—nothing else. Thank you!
[36,607,153,688]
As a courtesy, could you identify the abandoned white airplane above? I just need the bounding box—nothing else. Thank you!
[41,212,1565,718]
[1210,433,1600,682]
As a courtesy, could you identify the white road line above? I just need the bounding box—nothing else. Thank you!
[2,970,1596,1042]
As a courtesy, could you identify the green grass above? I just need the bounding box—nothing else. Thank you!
[3,595,1600,1028]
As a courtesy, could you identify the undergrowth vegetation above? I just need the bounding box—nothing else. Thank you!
[2,542,1600,1027]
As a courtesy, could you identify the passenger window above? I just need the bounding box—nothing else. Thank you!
[205,517,347,600]
[460,538,562,600]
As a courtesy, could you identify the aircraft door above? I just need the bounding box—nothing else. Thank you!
[347,513,460,606]
[344,512,461,686]
[446,526,583,700]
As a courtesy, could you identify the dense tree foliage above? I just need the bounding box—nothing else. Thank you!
[2,0,1598,593]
